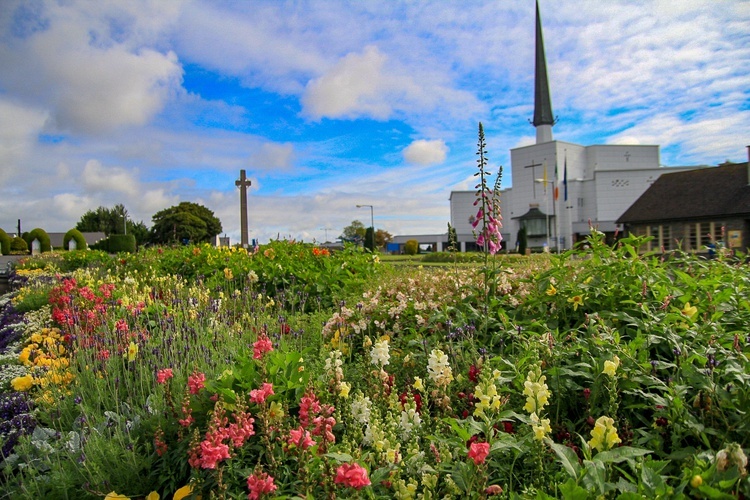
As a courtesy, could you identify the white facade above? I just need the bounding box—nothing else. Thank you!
[450,140,698,251]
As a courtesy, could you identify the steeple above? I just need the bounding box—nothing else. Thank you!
[533,0,556,144]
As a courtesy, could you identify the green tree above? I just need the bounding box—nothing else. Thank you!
[375,229,393,249]
[340,220,366,244]
[518,227,528,255]
[447,223,458,252]
[76,204,149,246]
[150,202,222,245]
[404,239,419,256]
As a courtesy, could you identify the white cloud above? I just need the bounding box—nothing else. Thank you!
[82,160,139,196]
[0,99,47,180]
[249,143,296,171]
[403,139,448,165]
[302,46,395,120]
[0,1,184,134]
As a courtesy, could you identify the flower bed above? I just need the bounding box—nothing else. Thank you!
[0,236,748,499]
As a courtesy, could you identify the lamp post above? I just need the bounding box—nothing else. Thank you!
[356,204,374,249]
[534,179,558,252]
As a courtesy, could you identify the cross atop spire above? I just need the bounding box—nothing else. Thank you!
[532,0,556,143]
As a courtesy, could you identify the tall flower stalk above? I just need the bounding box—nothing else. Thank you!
[473,122,504,336]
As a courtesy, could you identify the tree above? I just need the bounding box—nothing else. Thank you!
[340,220,366,244]
[375,229,393,249]
[150,202,222,245]
[447,223,458,252]
[76,204,150,246]
[404,239,419,256]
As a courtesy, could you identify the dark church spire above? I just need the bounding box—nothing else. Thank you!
[533,0,556,143]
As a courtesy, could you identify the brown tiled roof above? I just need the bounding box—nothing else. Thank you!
[618,163,750,223]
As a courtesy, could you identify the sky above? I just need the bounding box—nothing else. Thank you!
[1,0,749,245]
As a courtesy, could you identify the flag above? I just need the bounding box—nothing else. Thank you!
[554,158,559,201]
[563,155,568,202]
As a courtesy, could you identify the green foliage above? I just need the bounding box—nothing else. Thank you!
[0,228,10,255]
[62,228,87,251]
[404,239,419,255]
[106,234,137,253]
[75,204,148,244]
[375,229,392,249]
[23,228,51,253]
[341,220,365,243]
[10,236,28,254]
[150,202,222,244]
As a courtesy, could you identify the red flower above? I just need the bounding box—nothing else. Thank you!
[334,462,371,489]
[468,441,490,465]
[468,364,480,383]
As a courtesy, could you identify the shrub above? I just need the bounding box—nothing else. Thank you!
[0,228,10,255]
[105,234,136,253]
[10,237,28,254]
[404,239,419,255]
[62,229,87,251]
[23,228,51,253]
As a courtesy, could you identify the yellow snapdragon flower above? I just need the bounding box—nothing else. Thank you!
[589,416,621,452]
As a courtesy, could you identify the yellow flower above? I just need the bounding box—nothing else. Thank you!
[522,366,551,415]
[269,401,284,420]
[413,377,424,391]
[223,267,233,280]
[11,374,34,392]
[589,416,621,452]
[546,284,557,296]
[339,381,351,399]
[145,493,160,500]
[173,485,194,500]
[104,492,130,500]
[602,355,620,377]
[681,302,698,319]
[126,341,138,362]
[530,412,551,441]
[568,295,584,311]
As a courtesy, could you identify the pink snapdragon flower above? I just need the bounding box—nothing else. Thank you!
[250,382,275,404]
[334,462,371,490]
[156,368,174,384]
[247,470,277,500]
[188,371,206,394]
[287,426,316,450]
[253,334,274,359]
[468,441,490,465]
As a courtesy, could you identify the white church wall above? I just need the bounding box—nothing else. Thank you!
[450,191,477,236]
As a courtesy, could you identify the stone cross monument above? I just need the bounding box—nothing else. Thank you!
[235,169,252,248]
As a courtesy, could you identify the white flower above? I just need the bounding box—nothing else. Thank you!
[370,339,390,367]
[399,407,422,439]
[350,394,372,425]
[427,349,453,388]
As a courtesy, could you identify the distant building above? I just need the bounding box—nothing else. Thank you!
[618,157,750,253]
[450,2,701,252]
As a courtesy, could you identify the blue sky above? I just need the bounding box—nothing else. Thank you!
[1,0,748,244]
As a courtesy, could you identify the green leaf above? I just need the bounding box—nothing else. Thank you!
[593,446,651,464]
[324,452,353,463]
[558,478,589,500]
[697,484,737,499]
[549,441,581,479]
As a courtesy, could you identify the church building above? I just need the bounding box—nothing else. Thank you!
[449,2,700,252]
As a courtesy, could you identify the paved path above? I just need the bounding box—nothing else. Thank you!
[0,255,24,276]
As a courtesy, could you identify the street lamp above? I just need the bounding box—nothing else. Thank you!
[356,204,375,249]
[534,179,558,252]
